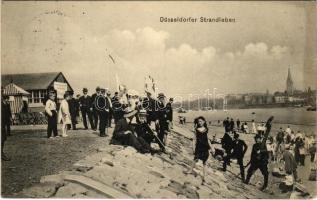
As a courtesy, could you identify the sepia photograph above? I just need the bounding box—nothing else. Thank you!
[1,1,317,199]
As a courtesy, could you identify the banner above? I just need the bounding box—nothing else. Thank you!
[53,82,68,99]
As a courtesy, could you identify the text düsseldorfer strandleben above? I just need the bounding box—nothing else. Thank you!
[160,17,236,23]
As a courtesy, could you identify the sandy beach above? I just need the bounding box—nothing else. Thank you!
[2,114,316,198]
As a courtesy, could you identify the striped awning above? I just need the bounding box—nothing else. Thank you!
[3,83,30,96]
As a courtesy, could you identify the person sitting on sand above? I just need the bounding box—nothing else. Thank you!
[110,107,151,154]
[281,144,298,182]
[186,116,213,183]
[135,109,156,148]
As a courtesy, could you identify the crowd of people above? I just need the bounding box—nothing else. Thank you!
[1,85,316,193]
[42,86,174,153]
[218,117,317,191]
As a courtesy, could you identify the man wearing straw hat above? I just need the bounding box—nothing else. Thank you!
[111,107,151,153]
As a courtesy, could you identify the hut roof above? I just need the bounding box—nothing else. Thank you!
[3,83,30,96]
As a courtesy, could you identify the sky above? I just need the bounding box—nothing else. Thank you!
[2,1,317,98]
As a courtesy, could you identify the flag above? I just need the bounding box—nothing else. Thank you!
[144,75,156,96]
[108,54,115,64]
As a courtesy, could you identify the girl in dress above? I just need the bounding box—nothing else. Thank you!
[187,116,213,183]
[58,92,72,137]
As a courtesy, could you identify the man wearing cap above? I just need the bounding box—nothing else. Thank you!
[45,91,58,138]
[156,93,169,146]
[91,87,101,131]
[245,134,269,191]
[111,108,151,153]
[67,91,78,130]
[79,88,94,130]
[227,133,248,182]
[166,98,174,130]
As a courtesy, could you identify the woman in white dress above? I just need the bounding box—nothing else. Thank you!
[58,92,72,137]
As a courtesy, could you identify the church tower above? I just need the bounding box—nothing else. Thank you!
[286,67,294,95]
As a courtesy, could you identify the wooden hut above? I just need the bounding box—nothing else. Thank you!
[3,83,30,114]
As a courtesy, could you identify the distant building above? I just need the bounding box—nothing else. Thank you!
[274,95,287,103]
[286,67,294,95]
[2,72,73,111]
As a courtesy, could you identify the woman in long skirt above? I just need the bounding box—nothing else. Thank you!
[58,92,72,137]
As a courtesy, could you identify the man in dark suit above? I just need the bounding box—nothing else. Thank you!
[111,108,151,153]
[244,134,269,191]
[112,92,122,124]
[230,118,235,132]
[221,131,233,171]
[166,98,174,130]
[96,88,111,137]
[223,117,230,132]
[156,93,169,146]
[91,87,101,131]
[1,94,11,161]
[229,133,248,182]
[79,88,94,130]
[67,91,78,130]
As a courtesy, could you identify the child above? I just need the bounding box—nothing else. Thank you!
[58,92,72,137]
[187,116,213,183]
[45,91,58,138]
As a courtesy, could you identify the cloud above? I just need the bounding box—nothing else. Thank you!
[2,18,299,96]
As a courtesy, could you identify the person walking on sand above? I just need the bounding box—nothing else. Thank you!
[58,92,72,137]
[244,134,269,191]
[186,116,213,183]
[226,133,248,182]
[45,91,58,138]
[221,131,233,171]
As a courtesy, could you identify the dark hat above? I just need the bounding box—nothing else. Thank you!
[254,134,262,140]
[83,88,88,92]
[157,93,166,99]
[96,86,101,91]
[169,97,174,101]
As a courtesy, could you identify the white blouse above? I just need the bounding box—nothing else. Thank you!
[45,99,56,116]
